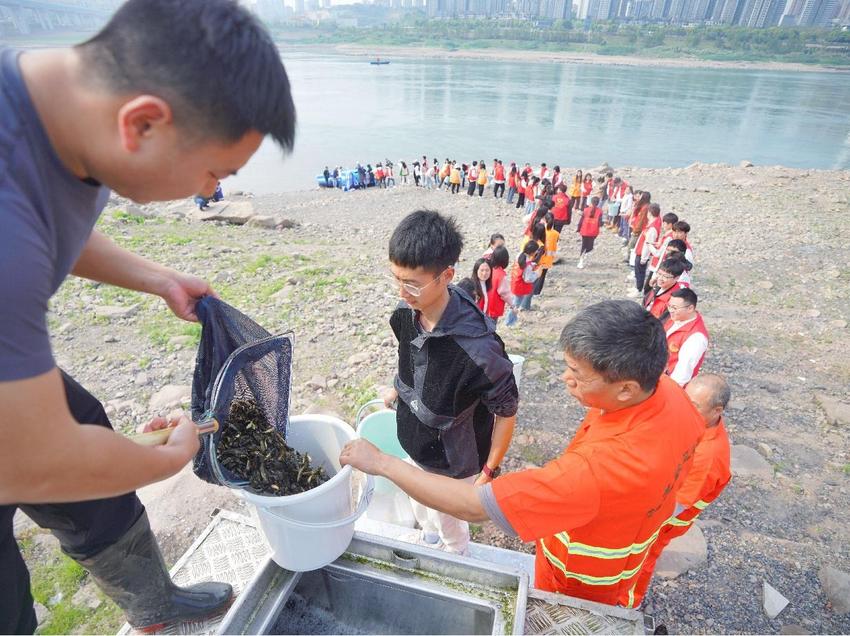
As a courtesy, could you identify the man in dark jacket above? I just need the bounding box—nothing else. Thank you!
[382,210,518,555]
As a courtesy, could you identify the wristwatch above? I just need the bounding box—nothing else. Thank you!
[482,464,501,479]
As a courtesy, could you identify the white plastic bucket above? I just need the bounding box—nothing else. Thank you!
[509,354,525,389]
[240,415,374,572]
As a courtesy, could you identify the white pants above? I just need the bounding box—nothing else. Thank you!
[404,458,475,554]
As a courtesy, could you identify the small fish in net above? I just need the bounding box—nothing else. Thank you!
[217,399,329,495]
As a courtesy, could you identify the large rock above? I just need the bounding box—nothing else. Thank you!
[198,200,256,225]
[731,445,774,479]
[763,581,790,619]
[819,566,850,614]
[814,393,850,427]
[655,524,707,579]
[149,384,191,411]
[94,304,139,320]
[245,215,279,229]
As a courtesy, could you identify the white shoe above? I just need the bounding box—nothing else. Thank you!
[577,258,585,269]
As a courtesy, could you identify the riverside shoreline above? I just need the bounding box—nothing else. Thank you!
[14,164,850,633]
[330,42,850,73]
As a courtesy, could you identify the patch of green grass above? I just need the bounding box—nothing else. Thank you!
[339,380,378,420]
[19,530,123,635]
[112,210,147,224]
[842,463,850,475]
[163,233,192,246]
[259,279,287,302]
[137,355,152,369]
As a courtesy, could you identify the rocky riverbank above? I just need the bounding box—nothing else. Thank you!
[15,163,850,633]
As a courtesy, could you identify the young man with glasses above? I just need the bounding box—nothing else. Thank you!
[643,258,687,323]
[380,210,518,556]
[664,288,709,387]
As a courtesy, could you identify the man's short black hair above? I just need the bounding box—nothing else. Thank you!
[667,239,687,253]
[648,203,661,216]
[659,258,687,277]
[662,212,679,225]
[671,287,698,307]
[77,0,296,150]
[389,210,463,272]
[674,220,691,233]
[559,300,667,393]
[489,233,505,245]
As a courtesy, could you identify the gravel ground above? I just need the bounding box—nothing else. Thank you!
[17,163,850,634]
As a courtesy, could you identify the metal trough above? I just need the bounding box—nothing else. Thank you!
[218,532,528,635]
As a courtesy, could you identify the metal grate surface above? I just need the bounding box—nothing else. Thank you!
[118,509,270,636]
[524,590,645,635]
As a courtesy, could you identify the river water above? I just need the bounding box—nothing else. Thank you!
[225,50,850,194]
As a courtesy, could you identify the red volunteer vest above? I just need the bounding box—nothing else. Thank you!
[650,231,674,270]
[664,313,709,378]
[511,260,534,297]
[495,164,505,181]
[635,217,661,257]
[487,267,508,318]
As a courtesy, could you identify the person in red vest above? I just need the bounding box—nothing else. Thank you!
[672,220,695,264]
[644,258,687,322]
[552,184,571,232]
[493,160,506,199]
[645,212,678,293]
[340,300,705,609]
[632,373,731,600]
[664,288,708,386]
[510,241,541,311]
[481,247,517,325]
[629,203,660,297]
[577,196,602,270]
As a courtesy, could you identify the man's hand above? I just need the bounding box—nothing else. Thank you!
[139,410,201,461]
[340,439,386,475]
[159,271,216,322]
[379,386,398,410]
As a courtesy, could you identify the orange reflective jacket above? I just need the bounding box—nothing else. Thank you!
[632,417,731,600]
[492,376,705,607]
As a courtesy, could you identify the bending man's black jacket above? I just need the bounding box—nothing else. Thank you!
[390,286,519,479]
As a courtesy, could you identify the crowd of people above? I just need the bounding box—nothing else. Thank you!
[401,157,709,389]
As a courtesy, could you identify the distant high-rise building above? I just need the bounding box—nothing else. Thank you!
[295,0,306,13]
[744,0,783,25]
[577,0,593,17]
[798,0,838,24]
[838,0,850,22]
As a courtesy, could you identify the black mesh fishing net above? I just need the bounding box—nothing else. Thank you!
[191,297,292,486]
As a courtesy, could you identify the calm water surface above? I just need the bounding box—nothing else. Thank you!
[228,51,850,194]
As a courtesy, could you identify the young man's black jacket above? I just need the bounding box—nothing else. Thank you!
[390,286,519,479]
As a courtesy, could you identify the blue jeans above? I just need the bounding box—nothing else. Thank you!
[525,200,535,216]
[506,186,516,203]
[516,293,533,310]
[619,216,631,240]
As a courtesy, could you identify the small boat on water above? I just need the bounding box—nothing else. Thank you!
[370,58,390,65]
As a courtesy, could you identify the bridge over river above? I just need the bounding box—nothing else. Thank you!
[0,0,116,35]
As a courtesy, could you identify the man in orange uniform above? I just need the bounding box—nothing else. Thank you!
[631,373,732,600]
[341,300,705,609]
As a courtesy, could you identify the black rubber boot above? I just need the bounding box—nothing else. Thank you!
[72,512,232,632]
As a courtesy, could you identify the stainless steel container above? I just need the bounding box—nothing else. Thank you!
[218,531,528,635]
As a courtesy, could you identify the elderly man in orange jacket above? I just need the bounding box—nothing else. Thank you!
[632,373,732,600]
[341,300,705,609]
